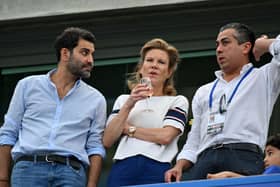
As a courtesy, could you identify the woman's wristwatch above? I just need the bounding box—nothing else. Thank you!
[128,126,137,137]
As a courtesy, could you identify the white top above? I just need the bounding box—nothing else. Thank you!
[107,95,189,163]
[177,35,280,164]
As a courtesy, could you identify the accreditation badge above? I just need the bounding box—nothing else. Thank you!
[207,111,225,135]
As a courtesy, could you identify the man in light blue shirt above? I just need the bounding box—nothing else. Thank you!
[0,27,107,187]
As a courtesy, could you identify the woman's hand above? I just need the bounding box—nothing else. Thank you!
[125,83,151,109]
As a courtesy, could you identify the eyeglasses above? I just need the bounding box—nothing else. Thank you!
[219,94,227,114]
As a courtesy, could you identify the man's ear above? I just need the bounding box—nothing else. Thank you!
[61,48,70,61]
[242,42,252,55]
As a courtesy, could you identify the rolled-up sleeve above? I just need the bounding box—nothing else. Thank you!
[0,79,26,146]
[86,96,107,158]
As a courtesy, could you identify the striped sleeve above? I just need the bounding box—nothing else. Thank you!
[111,109,120,114]
[164,107,187,127]
[163,95,189,133]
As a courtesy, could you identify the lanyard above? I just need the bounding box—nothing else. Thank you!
[209,66,254,109]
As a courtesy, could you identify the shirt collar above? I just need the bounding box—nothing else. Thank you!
[214,63,253,80]
[46,68,81,88]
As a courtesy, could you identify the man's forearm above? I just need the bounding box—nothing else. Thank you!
[176,159,193,171]
[0,145,12,181]
[87,155,103,187]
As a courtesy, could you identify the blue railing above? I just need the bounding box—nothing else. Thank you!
[127,174,280,187]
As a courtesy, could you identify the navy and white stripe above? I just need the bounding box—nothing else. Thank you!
[164,107,187,126]
[111,109,120,114]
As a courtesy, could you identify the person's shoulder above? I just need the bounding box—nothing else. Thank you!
[171,95,189,110]
[174,95,189,103]
[80,81,105,99]
[196,81,215,93]
[19,74,46,84]
[191,80,216,101]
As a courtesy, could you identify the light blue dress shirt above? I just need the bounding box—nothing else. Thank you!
[0,69,106,165]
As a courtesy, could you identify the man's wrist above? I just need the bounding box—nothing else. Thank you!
[0,178,9,182]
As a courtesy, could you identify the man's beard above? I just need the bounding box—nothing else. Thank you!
[67,55,92,79]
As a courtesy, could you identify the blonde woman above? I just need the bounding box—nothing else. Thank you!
[103,38,189,186]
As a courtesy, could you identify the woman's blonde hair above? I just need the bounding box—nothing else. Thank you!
[127,38,180,96]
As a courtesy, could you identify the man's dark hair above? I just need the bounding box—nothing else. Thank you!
[219,22,256,62]
[54,27,96,61]
[266,134,280,150]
